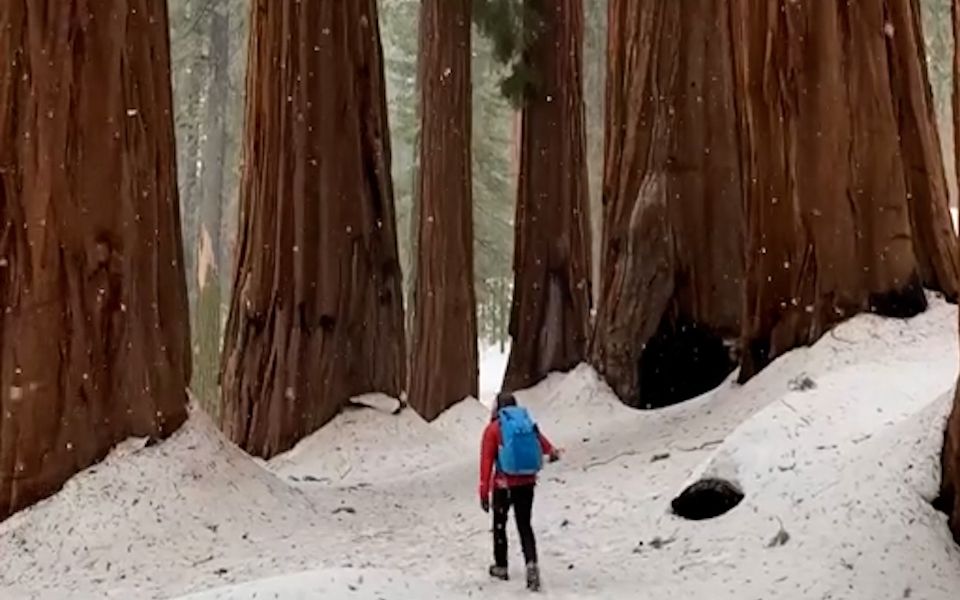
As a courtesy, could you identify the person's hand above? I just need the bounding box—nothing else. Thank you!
[549,448,563,463]
[481,496,490,513]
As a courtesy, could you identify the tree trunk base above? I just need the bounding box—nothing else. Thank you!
[740,273,929,383]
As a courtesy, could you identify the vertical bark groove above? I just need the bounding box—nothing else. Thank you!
[408,0,478,421]
[502,0,592,393]
[0,0,190,520]
[220,0,406,458]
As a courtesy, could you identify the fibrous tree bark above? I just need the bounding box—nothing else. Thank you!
[408,0,478,421]
[731,0,959,380]
[939,0,960,543]
[0,0,190,519]
[592,0,744,408]
[502,0,592,393]
[221,0,406,457]
[195,4,230,419]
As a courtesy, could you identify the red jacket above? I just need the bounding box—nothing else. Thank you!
[478,418,556,500]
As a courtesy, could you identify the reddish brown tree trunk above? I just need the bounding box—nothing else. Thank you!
[731,0,959,380]
[592,0,744,408]
[0,0,190,519]
[940,0,960,543]
[889,0,960,296]
[408,0,478,421]
[220,0,406,458]
[502,0,593,393]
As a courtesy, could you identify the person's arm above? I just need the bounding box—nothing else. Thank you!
[479,423,497,501]
[536,426,559,459]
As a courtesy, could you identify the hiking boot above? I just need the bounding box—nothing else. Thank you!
[488,565,509,581]
[525,563,541,591]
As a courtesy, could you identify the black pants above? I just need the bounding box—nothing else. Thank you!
[492,484,538,568]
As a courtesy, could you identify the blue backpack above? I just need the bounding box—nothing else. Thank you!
[496,406,544,476]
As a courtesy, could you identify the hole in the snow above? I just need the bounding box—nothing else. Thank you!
[671,478,744,520]
[932,489,952,517]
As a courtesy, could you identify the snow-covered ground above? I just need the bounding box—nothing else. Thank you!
[480,343,510,407]
[1,299,959,599]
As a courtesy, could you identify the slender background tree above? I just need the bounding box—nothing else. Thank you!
[169,0,247,418]
[194,2,231,417]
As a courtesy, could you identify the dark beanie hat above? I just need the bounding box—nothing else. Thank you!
[496,391,517,410]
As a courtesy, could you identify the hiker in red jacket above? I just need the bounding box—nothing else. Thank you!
[479,391,560,591]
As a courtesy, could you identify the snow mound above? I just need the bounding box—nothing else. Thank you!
[0,407,340,600]
[695,359,955,501]
[175,567,469,600]
[269,394,466,486]
[432,397,489,446]
[520,364,635,437]
[646,299,960,598]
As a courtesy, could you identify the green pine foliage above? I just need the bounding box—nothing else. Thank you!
[472,0,544,107]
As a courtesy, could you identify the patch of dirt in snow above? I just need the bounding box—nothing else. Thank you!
[2,297,960,600]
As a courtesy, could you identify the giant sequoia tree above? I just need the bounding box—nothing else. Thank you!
[0,0,190,519]
[732,0,959,380]
[939,0,960,544]
[502,0,592,392]
[592,0,744,408]
[220,0,406,457]
[594,0,959,409]
[408,0,478,421]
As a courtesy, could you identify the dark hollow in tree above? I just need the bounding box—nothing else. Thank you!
[0,0,191,520]
[408,0,479,421]
[220,0,406,458]
[592,0,744,409]
[731,0,959,381]
[502,0,593,393]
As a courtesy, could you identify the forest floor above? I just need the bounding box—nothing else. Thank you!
[2,299,960,599]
